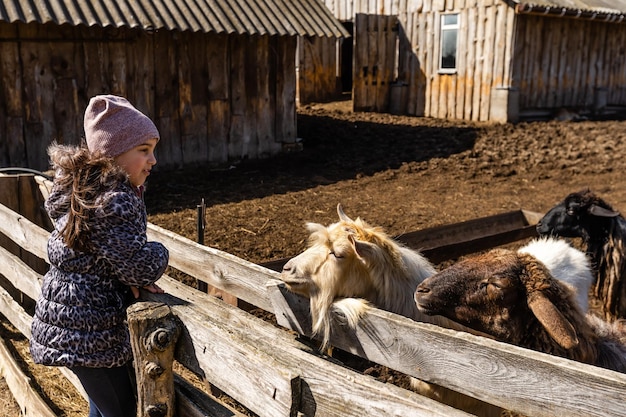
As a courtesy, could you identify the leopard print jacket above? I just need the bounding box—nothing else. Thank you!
[30,167,169,368]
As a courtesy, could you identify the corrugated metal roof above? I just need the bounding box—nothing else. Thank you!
[0,0,350,37]
[513,0,626,20]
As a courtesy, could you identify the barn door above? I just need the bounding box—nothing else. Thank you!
[353,14,399,112]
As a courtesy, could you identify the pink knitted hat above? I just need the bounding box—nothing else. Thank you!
[84,95,160,158]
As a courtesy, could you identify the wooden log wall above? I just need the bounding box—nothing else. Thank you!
[322,0,517,121]
[352,14,398,112]
[513,14,626,111]
[298,36,343,104]
[0,22,296,171]
[322,0,626,120]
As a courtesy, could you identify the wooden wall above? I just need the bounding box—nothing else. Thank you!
[298,36,342,104]
[513,14,626,111]
[321,0,517,121]
[0,22,297,171]
[320,0,626,121]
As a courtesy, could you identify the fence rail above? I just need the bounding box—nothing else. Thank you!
[1,174,626,417]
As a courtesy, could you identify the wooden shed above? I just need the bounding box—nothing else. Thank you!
[301,0,626,122]
[0,0,348,171]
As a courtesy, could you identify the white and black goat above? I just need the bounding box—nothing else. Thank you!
[536,189,626,320]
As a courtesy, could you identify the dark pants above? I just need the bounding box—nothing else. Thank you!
[70,363,137,417]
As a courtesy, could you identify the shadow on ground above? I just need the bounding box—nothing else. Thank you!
[146,113,478,214]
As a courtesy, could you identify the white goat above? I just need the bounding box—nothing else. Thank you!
[281,203,454,347]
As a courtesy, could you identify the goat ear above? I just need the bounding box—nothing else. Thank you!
[588,204,620,218]
[351,237,377,261]
[528,294,579,350]
[518,254,579,350]
[337,203,353,222]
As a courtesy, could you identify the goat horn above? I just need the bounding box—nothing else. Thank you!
[588,204,620,217]
[337,203,353,222]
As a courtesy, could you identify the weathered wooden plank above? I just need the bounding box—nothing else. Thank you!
[18,24,55,169]
[365,14,377,110]
[174,374,248,417]
[145,276,472,417]
[0,22,27,166]
[546,18,561,109]
[0,244,42,302]
[425,10,436,117]
[0,23,21,116]
[586,23,605,108]
[0,22,23,166]
[268,281,626,417]
[81,26,108,97]
[297,36,315,105]
[17,173,52,233]
[414,11,428,116]
[0,203,49,262]
[154,30,182,170]
[0,335,56,417]
[275,36,297,145]
[257,36,277,159]
[0,176,49,276]
[229,36,247,159]
[49,33,81,147]
[126,31,155,122]
[473,4,487,120]
[147,222,278,312]
[491,3,506,88]
[558,19,571,108]
[502,3,515,91]
[460,8,477,120]
[481,4,495,119]
[107,35,128,97]
[375,15,388,111]
[178,32,209,165]
[207,34,230,163]
[353,14,368,111]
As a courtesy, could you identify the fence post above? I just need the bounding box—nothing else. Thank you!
[128,301,181,417]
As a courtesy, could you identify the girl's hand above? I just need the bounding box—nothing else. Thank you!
[131,283,165,298]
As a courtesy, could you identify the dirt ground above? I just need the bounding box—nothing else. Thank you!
[3,99,626,416]
[147,99,626,266]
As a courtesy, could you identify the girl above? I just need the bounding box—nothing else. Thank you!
[30,95,169,417]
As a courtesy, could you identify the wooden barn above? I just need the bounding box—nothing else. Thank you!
[301,0,626,122]
[0,0,348,172]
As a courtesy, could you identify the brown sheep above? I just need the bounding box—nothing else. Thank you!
[415,248,626,373]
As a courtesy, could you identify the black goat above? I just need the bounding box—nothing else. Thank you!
[536,189,626,320]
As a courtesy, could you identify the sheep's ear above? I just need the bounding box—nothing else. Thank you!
[337,203,353,222]
[528,294,579,350]
[518,253,579,350]
[588,204,620,218]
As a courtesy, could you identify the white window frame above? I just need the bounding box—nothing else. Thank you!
[439,13,459,74]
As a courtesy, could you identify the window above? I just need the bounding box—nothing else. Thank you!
[440,14,459,72]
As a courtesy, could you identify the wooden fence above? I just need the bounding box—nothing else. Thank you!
[1,174,626,417]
